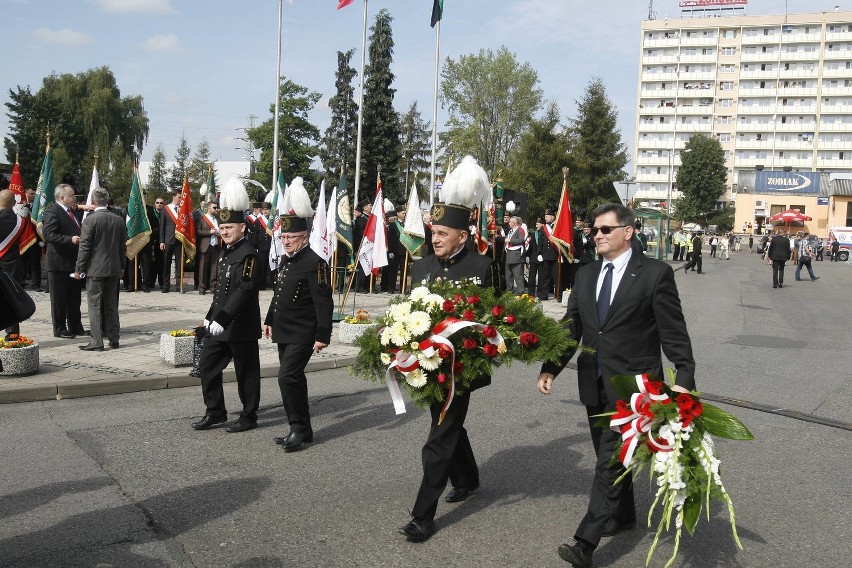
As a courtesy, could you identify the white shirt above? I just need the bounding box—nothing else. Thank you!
[596,248,633,305]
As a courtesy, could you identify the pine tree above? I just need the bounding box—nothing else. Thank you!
[398,101,431,199]
[188,138,213,189]
[321,49,359,191]
[147,144,169,197]
[361,9,402,202]
[569,78,628,210]
[167,135,191,192]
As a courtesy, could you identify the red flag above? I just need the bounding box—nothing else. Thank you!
[8,162,37,253]
[174,175,197,261]
[549,175,574,259]
[337,0,355,9]
[357,177,388,276]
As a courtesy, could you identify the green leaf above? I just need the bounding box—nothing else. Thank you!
[611,374,640,401]
[683,495,702,535]
[699,404,754,440]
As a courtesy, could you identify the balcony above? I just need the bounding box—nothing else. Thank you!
[819,121,852,131]
[677,88,714,98]
[778,67,819,78]
[643,37,684,48]
[635,173,669,183]
[740,52,780,62]
[780,51,822,62]
[642,54,681,65]
[779,33,822,43]
[824,50,852,60]
[679,71,716,80]
[641,72,680,81]
[737,122,775,131]
[679,53,717,63]
[825,31,852,42]
[822,68,852,78]
[635,156,672,166]
[640,87,679,97]
[817,158,852,168]
[741,34,782,45]
[816,140,852,149]
[821,86,852,96]
[735,139,774,149]
[638,123,678,132]
[679,36,718,46]
[678,105,715,115]
[636,139,680,149]
[639,105,677,115]
[775,139,815,149]
[739,104,778,115]
[775,123,818,131]
[776,87,818,96]
[738,88,777,97]
[678,122,713,132]
[740,70,778,79]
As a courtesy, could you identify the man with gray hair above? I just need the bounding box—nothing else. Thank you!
[72,187,127,351]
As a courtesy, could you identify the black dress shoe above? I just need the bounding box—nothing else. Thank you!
[78,344,104,351]
[191,414,227,430]
[445,487,476,503]
[602,517,636,537]
[109,341,120,349]
[226,422,257,433]
[72,329,90,336]
[398,517,435,542]
[55,331,76,339]
[558,540,594,567]
[276,430,313,451]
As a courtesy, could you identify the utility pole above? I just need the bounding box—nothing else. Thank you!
[235,114,258,177]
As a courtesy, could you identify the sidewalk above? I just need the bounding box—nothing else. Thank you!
[1,282,568,403]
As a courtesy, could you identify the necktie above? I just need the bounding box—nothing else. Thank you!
[67,209,79,229]
[597,262,614,323]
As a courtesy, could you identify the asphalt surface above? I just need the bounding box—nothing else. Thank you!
[2,251,851,567]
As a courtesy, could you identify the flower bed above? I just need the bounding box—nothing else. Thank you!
[0,335,39,377]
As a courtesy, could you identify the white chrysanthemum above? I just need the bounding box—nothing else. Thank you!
[424,293,445,309]
[405,369,428,388]
[409,287,431,302]
[379,327,393,346]
[407,311,431,336]
[388,302,412,320]
[380,353,392,365]
[417,352,441,371]
[389,322,410,346]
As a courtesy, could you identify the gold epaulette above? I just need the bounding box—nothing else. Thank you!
[242,255,255,281]
[317,261,330,289]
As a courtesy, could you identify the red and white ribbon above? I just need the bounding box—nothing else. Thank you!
[609,374,675,468]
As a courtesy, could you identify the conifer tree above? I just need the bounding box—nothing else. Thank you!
[321,49,359,191]
[188,139,213,189]
[398,101,431,199]
[167,135,191,192]
[147,144,169,197]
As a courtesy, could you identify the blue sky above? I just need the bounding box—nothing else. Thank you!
[2,0,846,173]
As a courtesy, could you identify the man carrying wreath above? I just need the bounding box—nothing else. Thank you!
[398,155,499,543]
[535,202,697,568]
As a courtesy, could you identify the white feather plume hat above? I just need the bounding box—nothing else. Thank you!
[279,176,314,232]
[432,155,491,230]
[218,175,250,224]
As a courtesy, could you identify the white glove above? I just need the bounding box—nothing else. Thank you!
[208,321,224,336]
[537,255,543,262]
[574,259,580,264]
[388,253,395,259]
[203,319,210,327]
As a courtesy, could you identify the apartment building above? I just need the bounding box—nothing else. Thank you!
[633,9,852,212]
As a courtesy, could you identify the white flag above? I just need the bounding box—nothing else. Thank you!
[268,181,288,271]
[309,180,331,262]
[403,182,425,239]
[83,164,99,220]
[326,185,338,260]
[358,183,388,276]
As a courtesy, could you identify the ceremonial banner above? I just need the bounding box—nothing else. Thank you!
[337,0,355,9]
[126,169,152,259]
[358,177,388,276]
[335,173,354,259]
[326,185,339,262]
[549,174,574,259]
[31,139,55,239]
[310,180,332,262]
[431,0,443,27]
[174,175,196,261]
[82,161,99,221]
[269,170,287,271]
[8,162,37,253]
[400,182,425,255]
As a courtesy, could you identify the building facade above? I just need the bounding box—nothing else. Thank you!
[633,9,852,213]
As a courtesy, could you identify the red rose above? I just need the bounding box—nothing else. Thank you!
[483,343,498,357]
[466,295,480,305]
[483,325,497,338]
[462,309,475,321]
[438,345,452,359]
[452,361,464,373]
[453,294,464,303]
[505,315,516,324]
[437,373,447,384]
[442,300,456,313]
[462,338,478,350]
[491,305,505,317]
[519,332,539,347]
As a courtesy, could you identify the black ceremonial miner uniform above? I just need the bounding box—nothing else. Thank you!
[407,245,498,521]
[198,237,262,426]
[264,245,334,438]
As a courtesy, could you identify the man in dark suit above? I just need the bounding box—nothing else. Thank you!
[537,211,559,300]
[382,210,402,293]
[42,184,87,338]
[398,156,499,543]
[504,215,525,293]
[196,201,220,295]
[149,197,164,289]
[536,203,696,568]
[767,230,792,289]
[159,191,182,292]
[353,199,370,292]
[526,217,545,296]
[73,187,127,351]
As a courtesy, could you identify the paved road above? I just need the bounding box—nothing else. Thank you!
[2,251,850,567]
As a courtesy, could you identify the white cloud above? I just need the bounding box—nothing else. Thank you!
[142,33,179,52]
[31,27,91,46]
[93,0,175,15]
[164,93,203,110]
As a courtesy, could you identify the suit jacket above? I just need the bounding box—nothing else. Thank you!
[196,213,215,254]
[205,238,262,342]
[0,209,21,270]
[504,227,525,264]
[143,205,159,251]
[159,204,179,246]
[42,203,82,272]
[767,235,791,262]
[542,252,696,408]
[539,225,559,261]
[76,208,128,278]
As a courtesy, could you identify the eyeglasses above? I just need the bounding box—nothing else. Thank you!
[590,225,628,236]
[155,201,164,205]
[279,234,307,241]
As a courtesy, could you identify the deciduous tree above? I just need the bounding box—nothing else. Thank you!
[674,134,727,225]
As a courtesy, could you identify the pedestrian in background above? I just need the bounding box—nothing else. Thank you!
[767,230,791,289]
[794,233,819,282]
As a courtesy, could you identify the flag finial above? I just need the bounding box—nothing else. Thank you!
[562,166,569,179]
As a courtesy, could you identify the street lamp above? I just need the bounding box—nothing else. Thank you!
[614,177,637,207]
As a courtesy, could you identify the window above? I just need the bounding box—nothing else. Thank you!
[790,205,806,215]
[719,133,731,142]
[723,29,737,39]
[720,81,734,91]
[722,47,736,56]
[770,204,785,217]
[721,64,735,73]
[720,99,733,107]
[719,116,732,124]
[846,202,852,227]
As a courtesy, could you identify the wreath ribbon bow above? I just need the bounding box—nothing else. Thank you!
[609,374,675,468]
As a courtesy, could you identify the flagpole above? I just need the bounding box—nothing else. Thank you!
[271,0,284,193]
[354,0,368,207]
[179,245,185,294]
[134,257,139,292]
[401,250,410,295]
[429,19,441,208]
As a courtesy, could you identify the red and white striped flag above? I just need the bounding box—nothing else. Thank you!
[358,177,388,276]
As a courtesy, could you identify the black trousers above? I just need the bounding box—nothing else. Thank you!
[48,271,83,334]
[149,246,164,288]
[537,260,556,299]
[772,260,786,287]
[22,245,42,288]
[575,379,635,548]
[162,243,180,290]
[198,339,261,424]
[276,343,315,433]
[527,261,541,295]
[684,253,702,273]
[412,392,478,521]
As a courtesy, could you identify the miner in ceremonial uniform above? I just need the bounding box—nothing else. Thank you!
[263,177,334,452]
[399,155,499,543]
[191,176,262,434]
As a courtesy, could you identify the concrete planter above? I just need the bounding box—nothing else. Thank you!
[338,322,376,344]
[160,334,195,367]
[0,343,40,377]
